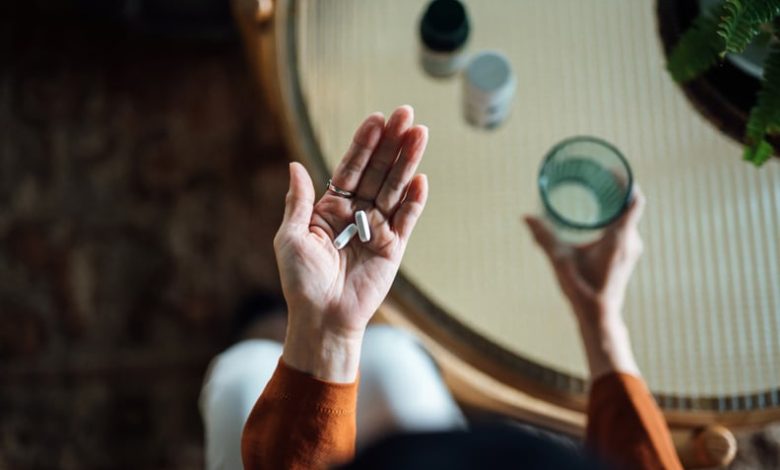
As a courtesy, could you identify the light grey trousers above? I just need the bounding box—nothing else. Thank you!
[199,325,466,470]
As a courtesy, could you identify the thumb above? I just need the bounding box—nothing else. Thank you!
[524,215,561,260]
[282,162,315,230]
[524,216,592,300]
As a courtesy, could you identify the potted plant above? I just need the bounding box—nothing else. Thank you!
[666,0,780,166]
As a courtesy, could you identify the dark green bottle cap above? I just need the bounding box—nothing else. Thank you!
[420,0,470,52]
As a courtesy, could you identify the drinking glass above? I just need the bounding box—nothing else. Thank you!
[538,136,633,242]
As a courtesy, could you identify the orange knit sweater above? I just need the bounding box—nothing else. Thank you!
[241,360,682,470]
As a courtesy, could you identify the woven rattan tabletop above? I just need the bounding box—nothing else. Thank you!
[291,0,780,409]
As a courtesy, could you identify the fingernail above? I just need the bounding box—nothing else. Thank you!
[394,105,414,124]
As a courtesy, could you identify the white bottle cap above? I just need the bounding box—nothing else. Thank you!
[463,51,516,128]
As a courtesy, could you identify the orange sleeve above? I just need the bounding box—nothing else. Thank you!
[586,373,683,470]
[241,359,358,470]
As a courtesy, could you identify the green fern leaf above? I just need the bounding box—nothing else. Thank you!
[717,0,780,54]
[668,6,725,82]
[744,43,780,165]
[744,139,774,164]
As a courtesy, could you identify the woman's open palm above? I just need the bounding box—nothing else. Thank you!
[274,106,429,337]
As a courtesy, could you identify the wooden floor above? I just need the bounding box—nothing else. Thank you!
[0,5,287,468]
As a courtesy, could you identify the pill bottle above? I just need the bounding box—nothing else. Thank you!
[419,0,470,78]
[463,51,516,129]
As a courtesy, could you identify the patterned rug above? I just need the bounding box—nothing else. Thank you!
[0,4,287,468]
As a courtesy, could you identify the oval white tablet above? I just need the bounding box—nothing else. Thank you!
[355,210,371,242]
[333,223,358,249]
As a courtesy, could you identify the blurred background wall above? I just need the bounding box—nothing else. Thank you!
[0,1,288,468]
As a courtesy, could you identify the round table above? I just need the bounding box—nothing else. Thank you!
[236,0,780,431]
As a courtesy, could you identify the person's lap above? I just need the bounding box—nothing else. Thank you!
[200,339,283,470]
[199,325,466,470]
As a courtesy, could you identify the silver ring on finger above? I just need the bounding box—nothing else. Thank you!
[326,178,355,199]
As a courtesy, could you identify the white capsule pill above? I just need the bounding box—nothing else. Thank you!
[355,210,371,242]
[333,223,358,250]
